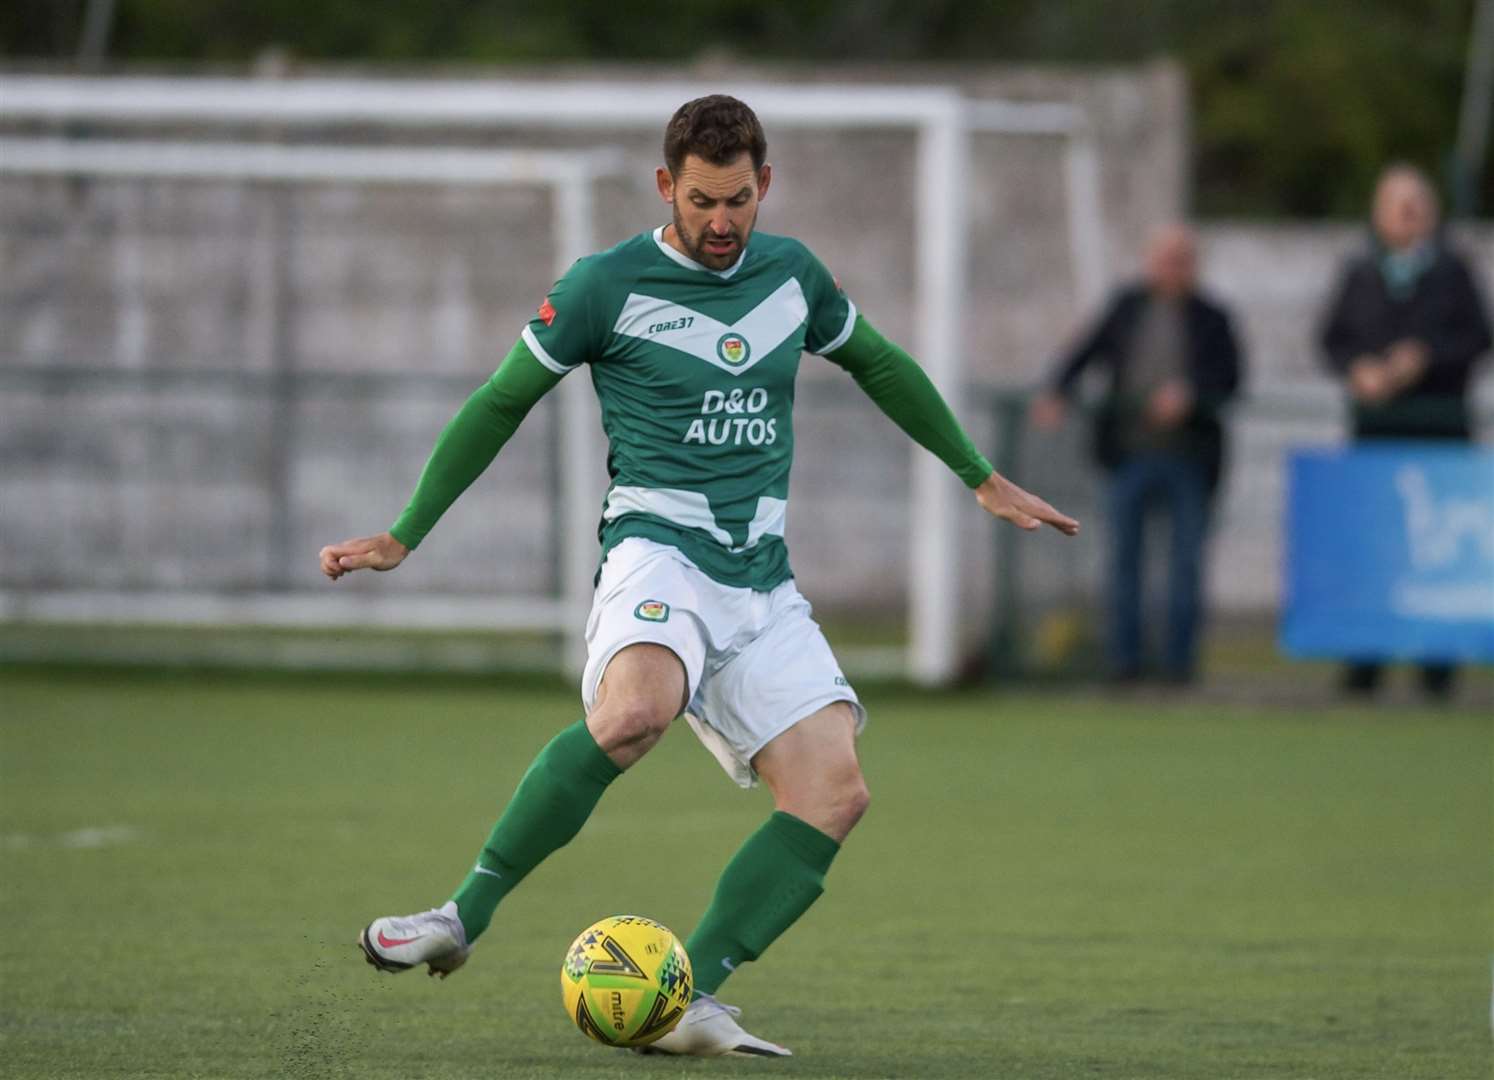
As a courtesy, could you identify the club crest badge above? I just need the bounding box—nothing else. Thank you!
[634,600,671,623]
[716,333,751,366]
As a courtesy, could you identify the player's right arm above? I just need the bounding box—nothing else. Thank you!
[319,340,562,580]
[321,256,604,580]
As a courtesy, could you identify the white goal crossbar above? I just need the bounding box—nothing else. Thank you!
[0,76,1107,683]
[0,136,622,187]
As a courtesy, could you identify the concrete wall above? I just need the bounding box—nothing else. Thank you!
[2,65,1489,664]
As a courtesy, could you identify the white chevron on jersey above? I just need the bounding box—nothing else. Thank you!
[602,485,787,552]
[611,279,810,376]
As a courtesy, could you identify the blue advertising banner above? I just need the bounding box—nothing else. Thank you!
[1282,444,1494,661]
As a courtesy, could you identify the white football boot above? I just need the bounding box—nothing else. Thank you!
[638,994,792,1057]
[357,901,470,978]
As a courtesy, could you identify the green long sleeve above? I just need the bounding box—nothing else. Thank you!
[823,315,994,488]
[389,340,563,549]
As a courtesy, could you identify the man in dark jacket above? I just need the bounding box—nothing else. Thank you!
[1319,164,1492,698]
[1032,224,1243,682]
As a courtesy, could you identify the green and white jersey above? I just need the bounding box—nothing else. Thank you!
[521,227,856,592]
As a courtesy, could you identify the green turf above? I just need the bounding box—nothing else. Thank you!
[1,667,1489,1079]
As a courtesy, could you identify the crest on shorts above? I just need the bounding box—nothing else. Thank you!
[715,333,750,366]
[634,600,670,623]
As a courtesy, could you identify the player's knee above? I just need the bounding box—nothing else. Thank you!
[809,771,869,840]
[590,696,673,754]
[834,775,871,834]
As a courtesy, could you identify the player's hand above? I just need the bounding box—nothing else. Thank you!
[1146,379,1194,429]
[319,532,409,580]
[1028,392,1067,432]
[1349,357,1392,404]
[974,472,1079,536]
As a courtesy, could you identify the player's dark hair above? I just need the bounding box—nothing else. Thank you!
[663,95,766,175]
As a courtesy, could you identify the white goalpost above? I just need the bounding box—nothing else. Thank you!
[0,75,1106,684]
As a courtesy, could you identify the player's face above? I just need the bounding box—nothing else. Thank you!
[657,152,772,271]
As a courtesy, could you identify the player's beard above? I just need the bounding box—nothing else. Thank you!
[672,202,755,271]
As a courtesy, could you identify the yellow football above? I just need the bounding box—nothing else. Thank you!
[561,915,693,1048]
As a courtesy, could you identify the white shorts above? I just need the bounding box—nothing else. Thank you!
[581,537,866,788]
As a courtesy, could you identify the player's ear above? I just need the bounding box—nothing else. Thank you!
[756,163,772,202]
[656,166,675,205]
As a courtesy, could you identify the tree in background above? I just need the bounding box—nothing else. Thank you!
[1,0,1487,217]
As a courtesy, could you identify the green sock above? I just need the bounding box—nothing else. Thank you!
[450,719,620,942]
[685,811,841,997]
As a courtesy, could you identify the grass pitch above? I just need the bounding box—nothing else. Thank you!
[1,666,1489,1079]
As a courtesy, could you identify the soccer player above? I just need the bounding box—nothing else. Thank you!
[319,95,1077,1057]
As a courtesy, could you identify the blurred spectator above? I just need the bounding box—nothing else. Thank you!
[1318,163,1492,699]
[1032,225,1243,683]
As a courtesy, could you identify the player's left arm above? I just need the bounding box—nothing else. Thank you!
[823,315,1078,536]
